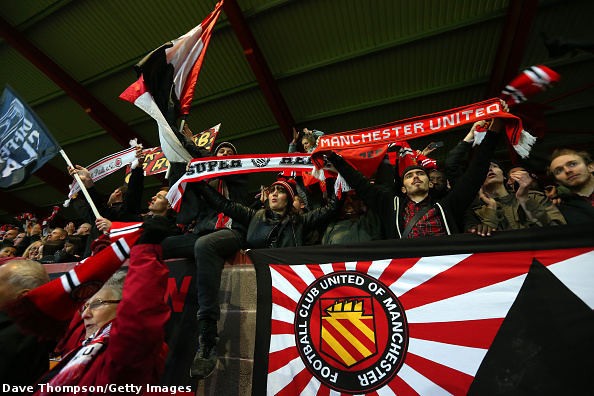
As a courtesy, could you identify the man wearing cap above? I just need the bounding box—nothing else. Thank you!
[328,119,505,239]
[161,140,249,379]
[162,141,248,260]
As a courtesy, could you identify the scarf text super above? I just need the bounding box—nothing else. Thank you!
[166,153,337,211]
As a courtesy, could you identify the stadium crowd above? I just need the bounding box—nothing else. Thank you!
[1,117,593,390]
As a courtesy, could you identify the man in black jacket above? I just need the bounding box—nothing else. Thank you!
[327,120,504,239]
[161,141,248,380]
[548,148,594,225]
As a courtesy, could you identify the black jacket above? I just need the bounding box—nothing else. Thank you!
[444,140,473,188]
[0,311,54,386]
[556,191,594,225]
[329,131,501,238]
[171,144,250,237]
[182,175,249,237]
[197,182,339,248]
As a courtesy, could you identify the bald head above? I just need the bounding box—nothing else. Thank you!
[0,259,50,309]
[75,223,92,236]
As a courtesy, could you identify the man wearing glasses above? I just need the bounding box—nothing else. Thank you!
[29,217,174,395]
[2,217,176,393]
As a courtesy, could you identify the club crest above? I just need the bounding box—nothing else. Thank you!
[295,271,408,393]
[251,158,270,167]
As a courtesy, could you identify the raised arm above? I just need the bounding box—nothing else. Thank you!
[193,181,256,227]
[444,126,503,225]
[105,218,175,384]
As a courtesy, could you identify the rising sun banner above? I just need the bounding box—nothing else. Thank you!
[249,225,594,396]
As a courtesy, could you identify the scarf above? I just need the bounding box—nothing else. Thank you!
[166,153,337,211]
[64,144,138,206]
[38,323,112,395]
[213,179,232,229]
[311,98,533,164]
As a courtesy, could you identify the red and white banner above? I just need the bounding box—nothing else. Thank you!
[249,226,594,395]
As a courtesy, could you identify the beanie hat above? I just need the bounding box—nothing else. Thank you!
[270,178,297,202]
[401,165,428,180]
[213,141,238,155]
[489,160,505,172]
[396,141,435,178]
[500,65,561,106]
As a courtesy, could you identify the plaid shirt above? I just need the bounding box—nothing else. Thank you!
[402,197,446,238]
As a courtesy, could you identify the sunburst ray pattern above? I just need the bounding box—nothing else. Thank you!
[262,247,593,395]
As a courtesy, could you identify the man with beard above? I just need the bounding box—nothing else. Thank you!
[328,119,506,239]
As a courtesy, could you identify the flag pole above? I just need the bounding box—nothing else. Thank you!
[59,150,102,220]
[179,118,186,134]
[164,117,188,181]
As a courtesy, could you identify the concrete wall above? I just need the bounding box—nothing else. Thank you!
[196,264,257,395]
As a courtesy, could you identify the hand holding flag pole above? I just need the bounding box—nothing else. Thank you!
[59,149,102,220]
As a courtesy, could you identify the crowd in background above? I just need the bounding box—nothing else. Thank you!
[1,118,593,388]
[1,121,592,263]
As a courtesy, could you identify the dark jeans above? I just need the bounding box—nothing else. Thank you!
[162,229,243,322]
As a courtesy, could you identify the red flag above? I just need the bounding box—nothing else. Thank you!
[337,145,388,179]
[120,1,224,162]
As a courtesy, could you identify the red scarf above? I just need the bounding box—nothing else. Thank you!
[214,179,232,229]
[312,98,533,166]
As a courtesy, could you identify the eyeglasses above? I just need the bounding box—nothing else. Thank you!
[80,299,121,313]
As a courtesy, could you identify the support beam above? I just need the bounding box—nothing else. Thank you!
[223,0,295,143]
[486,0,540,97]
[0,15,140,148]
[486,0,539,163]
